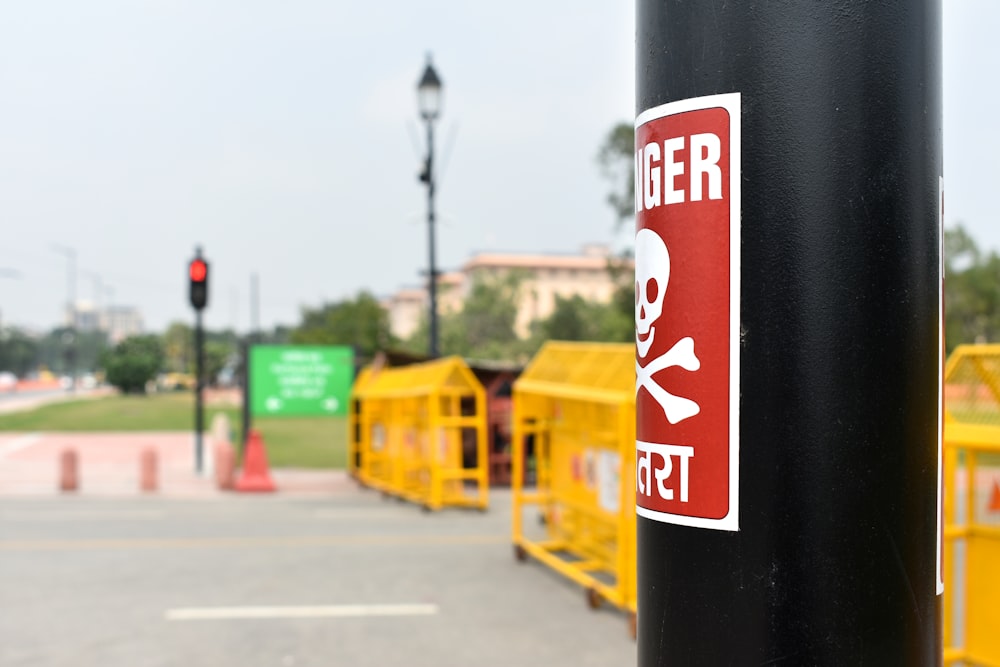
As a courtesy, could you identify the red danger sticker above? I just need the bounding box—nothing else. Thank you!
[634,93,741,531]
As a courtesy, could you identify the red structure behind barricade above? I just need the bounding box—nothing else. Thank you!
[468,361,522,486]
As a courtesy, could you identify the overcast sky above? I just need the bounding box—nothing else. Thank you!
[0,2,996,334]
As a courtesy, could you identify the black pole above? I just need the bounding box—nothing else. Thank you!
[426,120,439,359]
[241,338,251,459]
[55,245,78,393]
[243,273,257,457]
[68,250,76,393]
[636,3,942,665]
[251,272,259,340]
[194,308,204,474]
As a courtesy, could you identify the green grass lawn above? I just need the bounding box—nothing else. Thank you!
[252,416,346,469]
[0,392,346,469]
[0,392,238,431]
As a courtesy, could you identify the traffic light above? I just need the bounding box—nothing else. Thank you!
[189,256,209,310]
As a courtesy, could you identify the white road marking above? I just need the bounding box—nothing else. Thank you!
[164,604,439,621]
[311,509,401,520]
[0,534,505,552]
[0,509,165,522]
[0,433,41,460]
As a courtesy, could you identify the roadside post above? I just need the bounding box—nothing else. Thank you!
[188,247,209,474]
[635,2,943,664]
[241,338,251,460]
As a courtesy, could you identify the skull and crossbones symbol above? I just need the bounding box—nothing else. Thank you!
[635,228,701,424]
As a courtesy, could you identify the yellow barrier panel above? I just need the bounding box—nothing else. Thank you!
[349,356,488,511]
[944,345,1000,666]
[347,366,374,479]
[511,341,636,637]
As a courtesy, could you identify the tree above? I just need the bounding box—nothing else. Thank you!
[101,335,164,394]
[535,292,633,345]
[291,291,394,359]
[257,325,292,345]
[540,295,601,341]
[204,341,231,386]
[599,281,635,342]
[403,272,528,361]
[597,122,636,226]
[0,329,40,377]
[945,224,1000,352]
[600,246,637,343]
[458,272,522,357]
[162,321,193,373]
[596,121,640,344]
[36,327,108,375]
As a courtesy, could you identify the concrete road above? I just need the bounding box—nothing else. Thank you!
[0,488,637,667]
[0,387,110,416]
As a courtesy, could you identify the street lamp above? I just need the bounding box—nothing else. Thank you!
[417,54,443,358]
[50,244,77,392]
[50,244,77,326]
[0,268,20,333]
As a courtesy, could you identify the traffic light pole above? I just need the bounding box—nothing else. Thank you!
[241,337,251,460]
[636,2,942,664]
[188,246,209,475]
[194,308,204,474]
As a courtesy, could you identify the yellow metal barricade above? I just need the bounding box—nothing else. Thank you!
[347,366,374,480]
[511,341,636,636]
[944,344,1000,666]
[349,356,488,511]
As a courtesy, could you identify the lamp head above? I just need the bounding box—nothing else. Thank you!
[417,54,443,121]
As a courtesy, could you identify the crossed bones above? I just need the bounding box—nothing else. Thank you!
[636,336,701,424]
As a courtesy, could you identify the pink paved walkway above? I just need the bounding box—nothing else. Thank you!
[0,432,350,497]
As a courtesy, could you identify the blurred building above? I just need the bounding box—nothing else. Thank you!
[385,244,631,340]
[384,287,425,341]
[437,271,466,315]
[65,301,143,343]
[383,272,465,341]
[72,302,102,332]
[102,306,143,343]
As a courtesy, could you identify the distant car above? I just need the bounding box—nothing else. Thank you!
[0,372,18,392]
[158,372,196,391]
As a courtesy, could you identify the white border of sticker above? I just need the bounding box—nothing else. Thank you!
[937,176,944,596]
[634,92,741,532]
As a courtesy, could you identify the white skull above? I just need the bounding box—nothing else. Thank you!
[635,228,670,358]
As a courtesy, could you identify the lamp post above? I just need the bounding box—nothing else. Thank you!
[104,284,115,328]
[81,270,104,311]
[50,244,77,392]
[0,268,21,333]
[417,54,443,358]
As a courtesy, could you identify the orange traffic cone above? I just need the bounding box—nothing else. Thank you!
[234,430,276,493]
[989,479,1000,513]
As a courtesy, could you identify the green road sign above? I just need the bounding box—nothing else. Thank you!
[249,345,354,417]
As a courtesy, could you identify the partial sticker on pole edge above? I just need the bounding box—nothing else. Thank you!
[937,176,944,596]
[634,92,741,532]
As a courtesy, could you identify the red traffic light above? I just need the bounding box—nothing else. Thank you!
[189,259,207,282]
